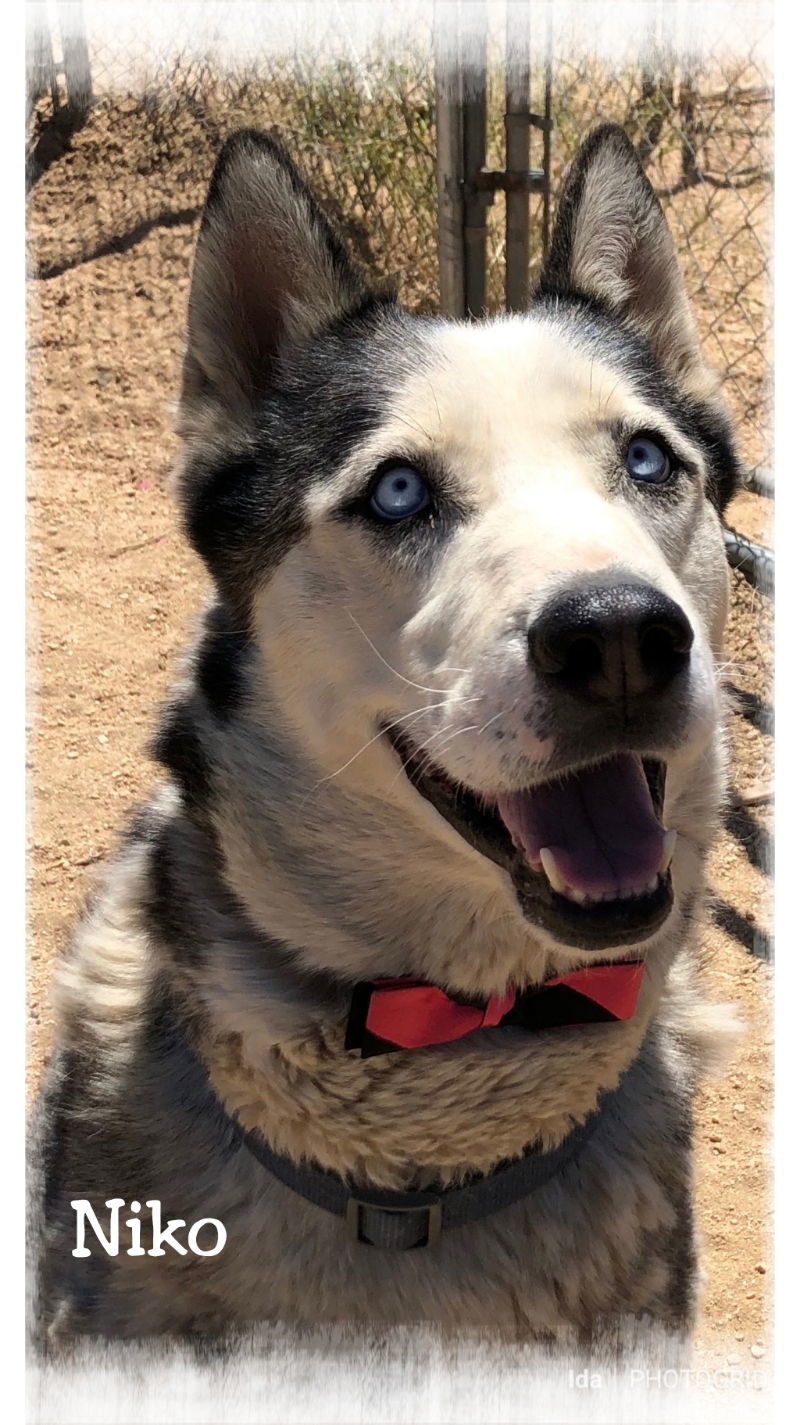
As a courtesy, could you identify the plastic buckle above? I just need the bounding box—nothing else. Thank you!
[346,1195,443,1248]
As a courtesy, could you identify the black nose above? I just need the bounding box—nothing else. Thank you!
[528,579,693,704]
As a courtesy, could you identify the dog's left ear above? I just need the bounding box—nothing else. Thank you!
[538,124,714,398]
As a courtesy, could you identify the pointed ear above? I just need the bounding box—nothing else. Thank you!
[538,124,715,398]
[178,129,366,436]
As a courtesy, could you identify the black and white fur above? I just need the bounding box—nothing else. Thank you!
[36,124,741,1343]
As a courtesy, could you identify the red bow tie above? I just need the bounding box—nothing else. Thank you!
[345,960,645,1057]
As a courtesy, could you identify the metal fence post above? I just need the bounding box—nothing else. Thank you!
[462,2,489,317]
[434,4,466,318]
[505,1,531,311]
[59,0,94,116]
[540,4,553,257]
[27,4,58,122]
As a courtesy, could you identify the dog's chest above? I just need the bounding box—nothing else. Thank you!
[201,1145,688,1332]
[84,1059,694,1338]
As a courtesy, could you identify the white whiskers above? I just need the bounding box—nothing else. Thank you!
[345,609,468,693]
[302,695,480,802]
[387,717,483,793]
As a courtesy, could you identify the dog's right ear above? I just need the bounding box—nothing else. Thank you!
[178,129,366,436]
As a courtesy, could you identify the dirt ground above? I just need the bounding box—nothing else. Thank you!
[26,100,773,1377]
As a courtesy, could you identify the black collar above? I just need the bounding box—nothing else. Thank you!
[230,1100,608,1249]
[162,999,624,1252]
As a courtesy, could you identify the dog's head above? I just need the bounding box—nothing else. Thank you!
[174,125,739,977]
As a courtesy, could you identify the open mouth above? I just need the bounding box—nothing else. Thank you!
[386,730,674,951]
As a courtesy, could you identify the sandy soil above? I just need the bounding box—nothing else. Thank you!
[26,97,773,1375]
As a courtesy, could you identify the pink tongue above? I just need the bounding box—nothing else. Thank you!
[496,754,664,897]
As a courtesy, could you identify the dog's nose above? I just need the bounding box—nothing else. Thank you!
[528,580,693,703]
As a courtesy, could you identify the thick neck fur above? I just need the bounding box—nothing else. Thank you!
[141,637,726,1191]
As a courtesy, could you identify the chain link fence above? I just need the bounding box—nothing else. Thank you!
[27,6,772,470]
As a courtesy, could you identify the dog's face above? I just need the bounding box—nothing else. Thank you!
[175,126,739,973]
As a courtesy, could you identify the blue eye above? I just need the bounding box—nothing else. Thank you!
[625,435,671,484]
[369,466,431,521]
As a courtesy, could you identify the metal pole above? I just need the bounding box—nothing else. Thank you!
[434,3,466,318]
[505,1,531,312]
[724,529,774,596]
[461,1,488,318]
[742,467,774,498]
[27,4,58,121]
[59,0,94,116]
[541,3,553,257]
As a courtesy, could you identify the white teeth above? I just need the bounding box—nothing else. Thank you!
[539,847,568,895]
[563,887,588,905]
[539,849,666,906]
[659,829,677,876]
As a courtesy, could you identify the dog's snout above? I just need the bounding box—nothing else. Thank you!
[528,580,693,704]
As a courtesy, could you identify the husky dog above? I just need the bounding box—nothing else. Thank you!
[36,123,741,1343]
